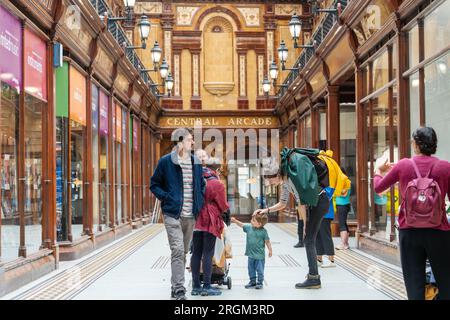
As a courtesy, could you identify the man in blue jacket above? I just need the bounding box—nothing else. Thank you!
[150,128,205,300]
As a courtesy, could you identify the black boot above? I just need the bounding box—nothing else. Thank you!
[295,274,321,289]
[293,240,304,248]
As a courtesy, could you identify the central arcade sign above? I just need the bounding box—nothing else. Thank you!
[159,116,279,128]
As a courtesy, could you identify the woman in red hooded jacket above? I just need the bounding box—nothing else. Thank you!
[190,156,229,296]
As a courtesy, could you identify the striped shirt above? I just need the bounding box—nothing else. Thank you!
[179,155,194,217]
[280,179,301,205]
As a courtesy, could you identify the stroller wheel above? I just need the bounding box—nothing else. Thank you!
[227,277,232,290]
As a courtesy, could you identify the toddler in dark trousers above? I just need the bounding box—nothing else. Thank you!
[231,213,272,289]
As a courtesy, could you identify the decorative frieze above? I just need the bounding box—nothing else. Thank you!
[164,30,172,68]
[134,2,163,15]
[274,4,303,16]
[237,7,260,27]
[266,30,274,95]
[176,6,200,26]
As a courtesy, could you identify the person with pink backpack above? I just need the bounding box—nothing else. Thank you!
[374,127,450,300]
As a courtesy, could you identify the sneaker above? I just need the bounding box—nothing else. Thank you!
[255,283,263,289]
[245,281,257,289]
[321,257,336,268]
[295,274,321,289]
[191,287,202,296]
[294,241,304,248]
[336,245,349,250]
[174,290,187,300]
[201,286,222,296]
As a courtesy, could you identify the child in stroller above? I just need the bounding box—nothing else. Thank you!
[194,210,233,289]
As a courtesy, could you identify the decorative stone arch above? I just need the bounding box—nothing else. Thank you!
[194,6,243,31]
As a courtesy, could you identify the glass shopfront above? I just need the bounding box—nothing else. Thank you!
[407,0,450,161]
[1,6,48,261]
[91,84,100,232]
[99,90,109,230]
[23,28,46,255]
[362,45,399,241]
[0,5,21,262]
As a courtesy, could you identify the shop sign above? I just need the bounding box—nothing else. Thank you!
[133,119,138,151]
[24,28,47,100]
[99,90,108,136]
[69,66,87,126]
[115,104,122,142]
[159,116,279,128]
[56,62,69,117]
[91,84,99,130]
[0,6,22,91]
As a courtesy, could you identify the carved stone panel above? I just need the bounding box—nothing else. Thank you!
[192,54,199,96]
[174,54,180,96]
[116,73,129,96]
[274,4,303,16]
[237,8,260,27]
[134,2,163,15]
[239,55,246,96]
[176,6,200,26]
[258,55,264,96]
[164,31,172,66]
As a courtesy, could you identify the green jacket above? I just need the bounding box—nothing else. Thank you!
[280,147,320,206]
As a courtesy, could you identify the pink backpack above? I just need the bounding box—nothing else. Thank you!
[404,159,443,228]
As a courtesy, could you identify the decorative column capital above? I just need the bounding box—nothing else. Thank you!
[161,14,175,30]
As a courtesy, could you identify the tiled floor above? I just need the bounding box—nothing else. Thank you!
[3,223,398,300]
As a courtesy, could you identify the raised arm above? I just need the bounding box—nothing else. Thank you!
[374,160,401,194]
[230,217,244,228]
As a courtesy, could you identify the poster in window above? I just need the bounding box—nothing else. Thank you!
[0,6,22,91]
[69,66,87,126]
[24,28,47,100]
[99,90,108,136]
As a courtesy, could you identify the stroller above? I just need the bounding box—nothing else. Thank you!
[197,210,233,289]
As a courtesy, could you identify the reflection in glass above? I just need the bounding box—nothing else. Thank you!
[24,94,43,255]
[425,51,450,160]
[100,134,109,230]
[92,86,99,233]
[339,103,357,219]
[70,120,85,239]
[0,81,19,263]
[408,24,419,68]
[56,117,68,241]
[372,50,389,91]
[305,115,312,147]
[116,141,122,224]
[424,0,450,61]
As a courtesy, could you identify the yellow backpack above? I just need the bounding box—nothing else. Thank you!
[318,150,351,196]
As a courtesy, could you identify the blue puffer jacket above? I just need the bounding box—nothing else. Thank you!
[150,150,205,219]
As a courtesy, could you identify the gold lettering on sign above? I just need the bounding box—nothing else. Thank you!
[160,117,279,128]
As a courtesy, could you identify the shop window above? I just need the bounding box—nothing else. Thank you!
[122,108,127,222]
[24,95,44,255]
[99,91,109,230]
[372,50,389,91]
[424,51,450,160]
[409,71,420,145]
[424,0,450,61]
[92,85,100,232]
[70,120,85,239]
[115,104,122,224]
[408,25,420,68]
[339,104,357,219]
[319,110,327,150]
[305,115,312,147]
[0,81,20,263]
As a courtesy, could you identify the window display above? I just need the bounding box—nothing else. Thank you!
[92,84,100,232]
[1,6,21,263]
[99,90,109,230]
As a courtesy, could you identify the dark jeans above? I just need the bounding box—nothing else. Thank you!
[399,228,450,300]
[337,204,350,232]
[316,218,335,256]
[297,216,304,242]
[248,257,265,284]
[304,192,329,276]
[191,231,216,289]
